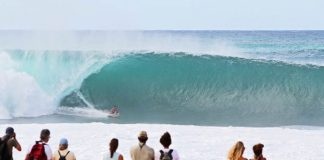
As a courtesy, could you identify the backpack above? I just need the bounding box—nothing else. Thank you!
[0,136,11,160]
[25,141,47,160]
[159,149,173,160]
[58,150,70,160]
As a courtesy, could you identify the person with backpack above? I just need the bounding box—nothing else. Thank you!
[130,131,154,160]
[25,129,53,160]
[103,138,124,160]
[0,127,22,160]
[52,138,76,160]
[155,132,179,160]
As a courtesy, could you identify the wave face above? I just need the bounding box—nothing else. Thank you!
[61,53,324,126]
[2,31,324,126]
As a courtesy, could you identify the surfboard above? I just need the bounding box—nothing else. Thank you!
[108,112,119,118]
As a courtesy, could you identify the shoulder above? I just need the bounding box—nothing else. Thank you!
[44,144,52,150]
[118,154,124,160]
[102,152,109,159]
[117,152,123,157]
[148,146,155,153]
[44,144,53,157]
[67,150,75,156]
[170,149,179,155]
[146,145,154,151]
[131,145,141,151]
[130,145,137,151]
[53,151,60,158]
[171,150,180,160]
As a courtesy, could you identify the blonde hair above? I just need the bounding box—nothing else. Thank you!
[227,141,245,160]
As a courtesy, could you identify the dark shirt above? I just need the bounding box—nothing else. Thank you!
[1,135,18,160]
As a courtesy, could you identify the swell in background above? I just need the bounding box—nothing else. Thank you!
[1,31,324,126]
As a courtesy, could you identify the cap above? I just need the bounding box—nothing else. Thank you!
[5,127,14,135]
[59,138,68,145]
[138,131,147,138]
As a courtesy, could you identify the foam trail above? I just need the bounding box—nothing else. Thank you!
[75,91,95,108]
[55,107,107,118]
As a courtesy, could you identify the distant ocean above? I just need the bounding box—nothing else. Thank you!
[1,30,324,126]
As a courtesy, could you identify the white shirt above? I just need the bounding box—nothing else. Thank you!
[103,152,121,160]
[27,141,53,160]
[155,148,179,160]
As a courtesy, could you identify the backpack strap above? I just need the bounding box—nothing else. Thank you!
[59,150,70,158]
[159,150,164,160]
[159,149,173,160]
[65,151,70,157]
[168,149,173,160]
[36,141,46,145]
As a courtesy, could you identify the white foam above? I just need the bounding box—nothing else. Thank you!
[1,123,324,160]
[1,31,323,66]
[0,70,54,119]
[0,51,113,119]
[0,31,245,58]
[55,107,108,118]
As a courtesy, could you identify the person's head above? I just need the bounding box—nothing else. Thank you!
[227,141,245,160]
[253,143,264,159]
[138,131,148,143]
[59,138,68,150]
[160,132,172,148]
[109,138,119,158]
[5,127,15,137]
[40,129,50,143]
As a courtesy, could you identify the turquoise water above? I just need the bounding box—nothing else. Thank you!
[1,31,324,126]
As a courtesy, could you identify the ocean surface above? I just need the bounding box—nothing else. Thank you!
[1,30,324,126]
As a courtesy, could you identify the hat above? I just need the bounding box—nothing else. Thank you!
[5,127,14,135]
[138,131,147,138]
[59,138,68,145]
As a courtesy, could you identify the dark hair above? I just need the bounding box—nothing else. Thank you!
[160,132,172,148]
[138,137,148,143]
[253,143,264,158]
[5,127,14,135]
[40,129,50,141]
[109,138,119,158]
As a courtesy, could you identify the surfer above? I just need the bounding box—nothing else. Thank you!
[104,105,120,118]
[110,105,119,115]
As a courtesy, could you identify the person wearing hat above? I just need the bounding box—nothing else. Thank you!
[251,143,266,160]
[53,138,76,160]
[0,127,21,160]
[130,131,154,160]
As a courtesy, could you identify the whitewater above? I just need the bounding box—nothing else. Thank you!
[1,123,324,160]
[1,31,324,159]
